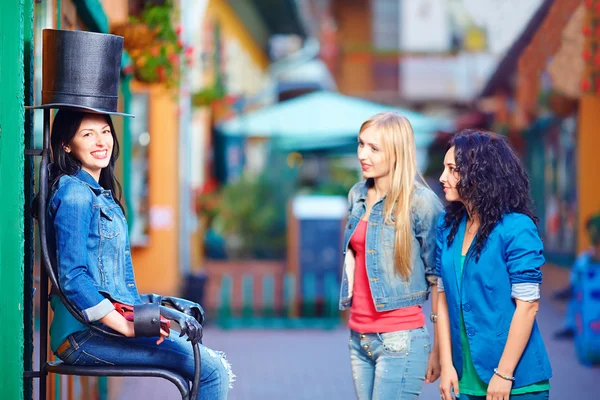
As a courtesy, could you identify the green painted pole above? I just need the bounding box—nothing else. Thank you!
[23,0,35,399]
[0,1,25,398]
[219,275,233,326]
[242,275,253,319]
[302,273,317,318]
[284,273,296,318]
[323,272,338,318]
[262,274,275,318]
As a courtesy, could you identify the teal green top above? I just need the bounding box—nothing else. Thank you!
[457,255,550,396]
[49,296,88,353]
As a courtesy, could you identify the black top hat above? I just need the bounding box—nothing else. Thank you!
[26,29,133,117]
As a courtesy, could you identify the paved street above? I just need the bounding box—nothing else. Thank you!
[26,264,589,399]
[113,272,598,399]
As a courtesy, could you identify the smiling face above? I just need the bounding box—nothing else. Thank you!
[63,114,114,181]
[357,126,392,180]
[439,146,462,203]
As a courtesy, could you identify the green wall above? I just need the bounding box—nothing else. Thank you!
[0,1,26,399]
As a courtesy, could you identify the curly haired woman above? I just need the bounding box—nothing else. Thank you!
[435,130,552,400]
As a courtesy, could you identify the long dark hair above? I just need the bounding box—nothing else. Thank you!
[49,110,124,211]
[443,129,537,260]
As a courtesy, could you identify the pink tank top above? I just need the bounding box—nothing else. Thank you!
[348,219,425,333]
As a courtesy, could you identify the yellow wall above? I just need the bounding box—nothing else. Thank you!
[577,94,600,252]
[130,82,180,295]
[206,0,269,71]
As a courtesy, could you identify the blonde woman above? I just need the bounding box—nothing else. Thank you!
[341,112,443,399]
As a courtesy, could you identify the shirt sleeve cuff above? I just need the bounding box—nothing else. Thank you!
[437,278,445,292]
[82,298,115,322]
[511,283,540,302]
[426,274,438,285]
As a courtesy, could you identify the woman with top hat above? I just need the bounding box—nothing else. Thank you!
[29,29,233,399]
[436,129,552,400]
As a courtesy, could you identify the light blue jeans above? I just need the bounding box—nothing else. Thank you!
[459,392,549,400]
[348,327,431,400]
[55,330,233,400]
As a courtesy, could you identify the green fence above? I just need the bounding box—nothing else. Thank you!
[216,272,341,330]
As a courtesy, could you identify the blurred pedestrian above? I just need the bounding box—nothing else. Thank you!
[436,129,552,400]
[553,214,600,340]
[341,112,443,399]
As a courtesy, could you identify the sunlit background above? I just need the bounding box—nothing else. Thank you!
[5,0,600,398]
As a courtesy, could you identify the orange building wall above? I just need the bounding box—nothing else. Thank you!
[577,94,600,252]
[130,82,181,295]
[332,0,374,96]
[516,0,581,125]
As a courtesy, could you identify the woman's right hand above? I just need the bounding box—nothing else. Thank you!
[439,366,459,399]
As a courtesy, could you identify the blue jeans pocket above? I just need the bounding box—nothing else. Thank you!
[55,330,93,365]
[378,330,411,356]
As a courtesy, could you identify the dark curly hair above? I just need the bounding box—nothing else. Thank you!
[442,129,538,260]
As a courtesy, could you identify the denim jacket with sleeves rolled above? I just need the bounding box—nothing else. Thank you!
[47,169,143,323]
[339,179,443,311]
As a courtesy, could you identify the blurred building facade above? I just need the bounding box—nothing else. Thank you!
[479,0,600,266]
[4,0,307,398]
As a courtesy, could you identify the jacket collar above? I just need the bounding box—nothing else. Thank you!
[357,178,387,203]
[74,168,103,193]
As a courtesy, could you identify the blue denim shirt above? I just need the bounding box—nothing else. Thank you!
[339,180,443,311]
[435,212,552,387]
[47,169,142,324]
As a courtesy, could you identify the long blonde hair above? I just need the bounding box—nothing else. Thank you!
[359,112,420,278]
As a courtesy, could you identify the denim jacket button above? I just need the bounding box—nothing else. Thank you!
[463,303,471,312]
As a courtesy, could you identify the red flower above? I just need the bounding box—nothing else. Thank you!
[202,178,219,194]
[157,66,166,81]
[224,94,237,106]
[583,25,592,36]
[596,2,600,12]
[581,78,591,92]
[122,65,134,76]
[176,39,184,49]
[176,25,182,35]
[585,0,594,9]
[184,46,194,57]
[584,49,592,61]
[594,54,600,67]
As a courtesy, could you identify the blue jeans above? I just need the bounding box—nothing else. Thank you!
[459,392,549,400]
[348,327,431,400]
[55,330,233,400]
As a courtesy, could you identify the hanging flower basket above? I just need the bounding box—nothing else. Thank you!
[111,22,157,51]
[109,0,183,87]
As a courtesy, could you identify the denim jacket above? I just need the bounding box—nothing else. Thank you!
[339,180,443,311]
[47,169,142,323]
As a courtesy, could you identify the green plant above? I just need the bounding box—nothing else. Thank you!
[192,83,226,107]
[212,174,287,260]
[127,0,184,86]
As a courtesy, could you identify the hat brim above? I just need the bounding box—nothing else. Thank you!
[25,103,134,118]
